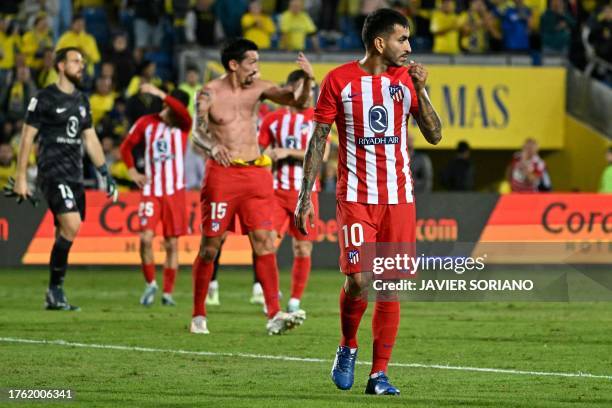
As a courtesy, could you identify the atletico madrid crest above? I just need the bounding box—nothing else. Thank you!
[389,85,404,102]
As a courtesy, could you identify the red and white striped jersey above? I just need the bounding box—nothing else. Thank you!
[315,61,420,204]
[120,95,192,197]
[259,107,318,191]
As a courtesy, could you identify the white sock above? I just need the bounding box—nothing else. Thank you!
[209,280,218,291]
[288,297,300,309]
[148,280,157,287]
[252,282,263,295]
[370,371,384,379]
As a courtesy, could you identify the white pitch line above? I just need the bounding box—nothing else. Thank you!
[1,337,611,381]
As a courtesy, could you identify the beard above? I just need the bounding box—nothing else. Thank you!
[65,70,82,87]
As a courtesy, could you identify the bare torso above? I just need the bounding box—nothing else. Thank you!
[206,76,270,162]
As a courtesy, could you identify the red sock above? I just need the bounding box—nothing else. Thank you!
[290,256,311,300]
[254,253,281,319]
[371,301,400,374]
[163,267,177,294]
[339,287,368,349]
[192,256,213,317]
[142,263,155,284]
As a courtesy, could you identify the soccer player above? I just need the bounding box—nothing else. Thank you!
[11,47,118,310]
[120,84,192,307]
[190,38,314,335]
[295,9,443,395]
[258,69,328,314]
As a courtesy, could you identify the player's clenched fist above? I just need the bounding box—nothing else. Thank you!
[294,197,315,236]
[408,61,428,91]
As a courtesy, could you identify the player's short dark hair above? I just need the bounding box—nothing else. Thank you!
[221,38,258,71]
[54,47,83,71]
[170,89,190,108]
[72,14,84,24]
[286,69,307,85]
[185,65,199,74]
[361,8,409,49]
[457,141,470,154]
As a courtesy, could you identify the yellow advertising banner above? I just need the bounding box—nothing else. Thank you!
[207,61,566,150]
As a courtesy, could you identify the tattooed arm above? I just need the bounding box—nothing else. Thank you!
[192,86,232,166]
[294,121,331,235]
[409,62,442,145]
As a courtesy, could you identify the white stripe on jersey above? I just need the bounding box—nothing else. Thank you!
[279,113,291,190]
[400,81,414,203]
[143,124,153,196]
[341,83,358,202]
[164,127,174,196]
[381,76,398,204]
[292,113,304,190]
[174,128,184,191]
[153,123,165,197]
[360,76,378,204]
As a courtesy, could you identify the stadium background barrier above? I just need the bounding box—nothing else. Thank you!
[1,192,610,268]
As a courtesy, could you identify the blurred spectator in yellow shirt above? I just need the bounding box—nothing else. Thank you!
[460,0,501,53]
[242,0,276,50]
[0,18,22,72]
[55,15,101,76]
[35,48,58,88]
[0,141,16,190]
[90,77,117,126]
[430,0,466,54]
[126,60,163,98]
[280,0,318,51]
[178,66,200,117]
[22,15,53,71]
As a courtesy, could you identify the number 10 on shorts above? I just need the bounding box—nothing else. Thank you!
[342,223,364,248]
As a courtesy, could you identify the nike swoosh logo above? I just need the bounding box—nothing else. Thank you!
[56,108,67,113]
[348,92,362,99]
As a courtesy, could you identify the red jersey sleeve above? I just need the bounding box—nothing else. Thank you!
[164,95,192,132]
[258,111,276,149]
[314,72,339,124]
[120,117,147,169]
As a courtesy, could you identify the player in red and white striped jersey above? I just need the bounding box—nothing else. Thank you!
[120,84,192,307]
[258,69,329,314]
[295,9,443,395]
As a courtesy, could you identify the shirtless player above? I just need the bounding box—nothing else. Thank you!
[190,38,315,335]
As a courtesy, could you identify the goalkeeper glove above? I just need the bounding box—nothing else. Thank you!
[97,164,118,202]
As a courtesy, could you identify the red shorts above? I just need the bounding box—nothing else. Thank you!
[273,190,319,241]
[139,189,187,237]
[336,201,416,275]
[200,161,274,237]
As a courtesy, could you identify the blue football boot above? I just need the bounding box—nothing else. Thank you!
[331,346,357,390]
[365,371,400,395]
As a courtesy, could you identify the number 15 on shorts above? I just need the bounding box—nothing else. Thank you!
[211,202,227,219]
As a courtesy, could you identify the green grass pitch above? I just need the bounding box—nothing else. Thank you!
[0,267,611,407]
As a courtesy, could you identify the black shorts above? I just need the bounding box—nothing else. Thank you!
[40,181,86,225]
